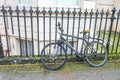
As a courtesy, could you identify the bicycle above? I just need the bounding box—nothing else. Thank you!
[41,22,108,70]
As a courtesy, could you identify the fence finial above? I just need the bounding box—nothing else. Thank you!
[22,6,27,13]
[29,6,33,13]
[100,9,104,14]
[67,8,71,14]
[48,7,52,14]
[78,8,82,14]
[61,7,65,14]
[55,7,59,14]
[73,8,76,14]
[84,8,88,15]
[95,9,99,15]
[15,5,20,13]
[1,5,6,13]
[35,7,40,13]
[106,9,109,15]
[112,7,117,12]
[42,7,46,14]
[8,6,13,13]
[90,9,94,15]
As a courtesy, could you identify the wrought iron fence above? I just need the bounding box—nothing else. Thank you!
[0,5,120,58]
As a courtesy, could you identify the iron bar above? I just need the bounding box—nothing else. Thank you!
[29,6,34,56]
[22,6,28,56]
[106,7,116,53]
[35,7,40,56]
[15,6,22,56]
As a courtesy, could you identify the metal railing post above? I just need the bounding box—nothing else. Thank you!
[1,5,10,56]
[35,7,40,56]
[106,7,116,53]
[15,6,22,57]
[22,6,28,56]
[29,6,34,56]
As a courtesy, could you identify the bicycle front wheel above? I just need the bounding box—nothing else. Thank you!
[41,42,67,70]
[84,41,108,67]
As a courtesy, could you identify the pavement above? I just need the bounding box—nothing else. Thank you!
[0,60,120,80]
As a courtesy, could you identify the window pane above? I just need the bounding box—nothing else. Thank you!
[39,0,53,7]
[18,0,32,5]
[84,1,95,9]
[54,0,79,7]
[38,0,79,7]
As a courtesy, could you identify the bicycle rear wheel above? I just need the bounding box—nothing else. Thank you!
[41,42,67,70]
[84,41,108,67]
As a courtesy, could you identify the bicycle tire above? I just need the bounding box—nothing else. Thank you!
[41,42,67,70]
[84,41,108,67]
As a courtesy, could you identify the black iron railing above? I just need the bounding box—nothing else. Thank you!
[0,5,120,58]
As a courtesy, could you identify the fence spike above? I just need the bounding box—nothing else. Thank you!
[112,7,117,12]
[15,5,20,13]
[22,6,27,13]
[42,7,46,14]
[100,9,104,14]
[35,7,40,13]
[61,7,65,14]
[90,9,94,15]
[95,9,99,15]
[67,8,71,14]
[106,9,110,15]
[73,8,76,14]
[1,5,6,13]
[78,8,82,14]
[54,7,59,14]
[29,6,33,13]
[48,7,52,14]
[8,6,13,13]
[84,8,88,15]
[1,5,3,10]
[111,7,116,20]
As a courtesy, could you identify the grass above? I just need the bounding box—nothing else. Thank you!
[96,31,120,55]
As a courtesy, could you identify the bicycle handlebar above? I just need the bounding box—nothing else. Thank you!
[80,29,90,34]
[57,22,90,34]
[57,22,64,32]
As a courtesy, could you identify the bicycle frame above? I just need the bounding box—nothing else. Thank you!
[57,32,89,56]
[56,22,104,57]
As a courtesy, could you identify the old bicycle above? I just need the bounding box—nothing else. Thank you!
[41,22,108,70]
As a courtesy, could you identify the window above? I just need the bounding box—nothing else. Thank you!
[17,0,32,6]
[84,0,95,9]
[39,0,80,8]
[53,0,79,7]
[21,40,32,56]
